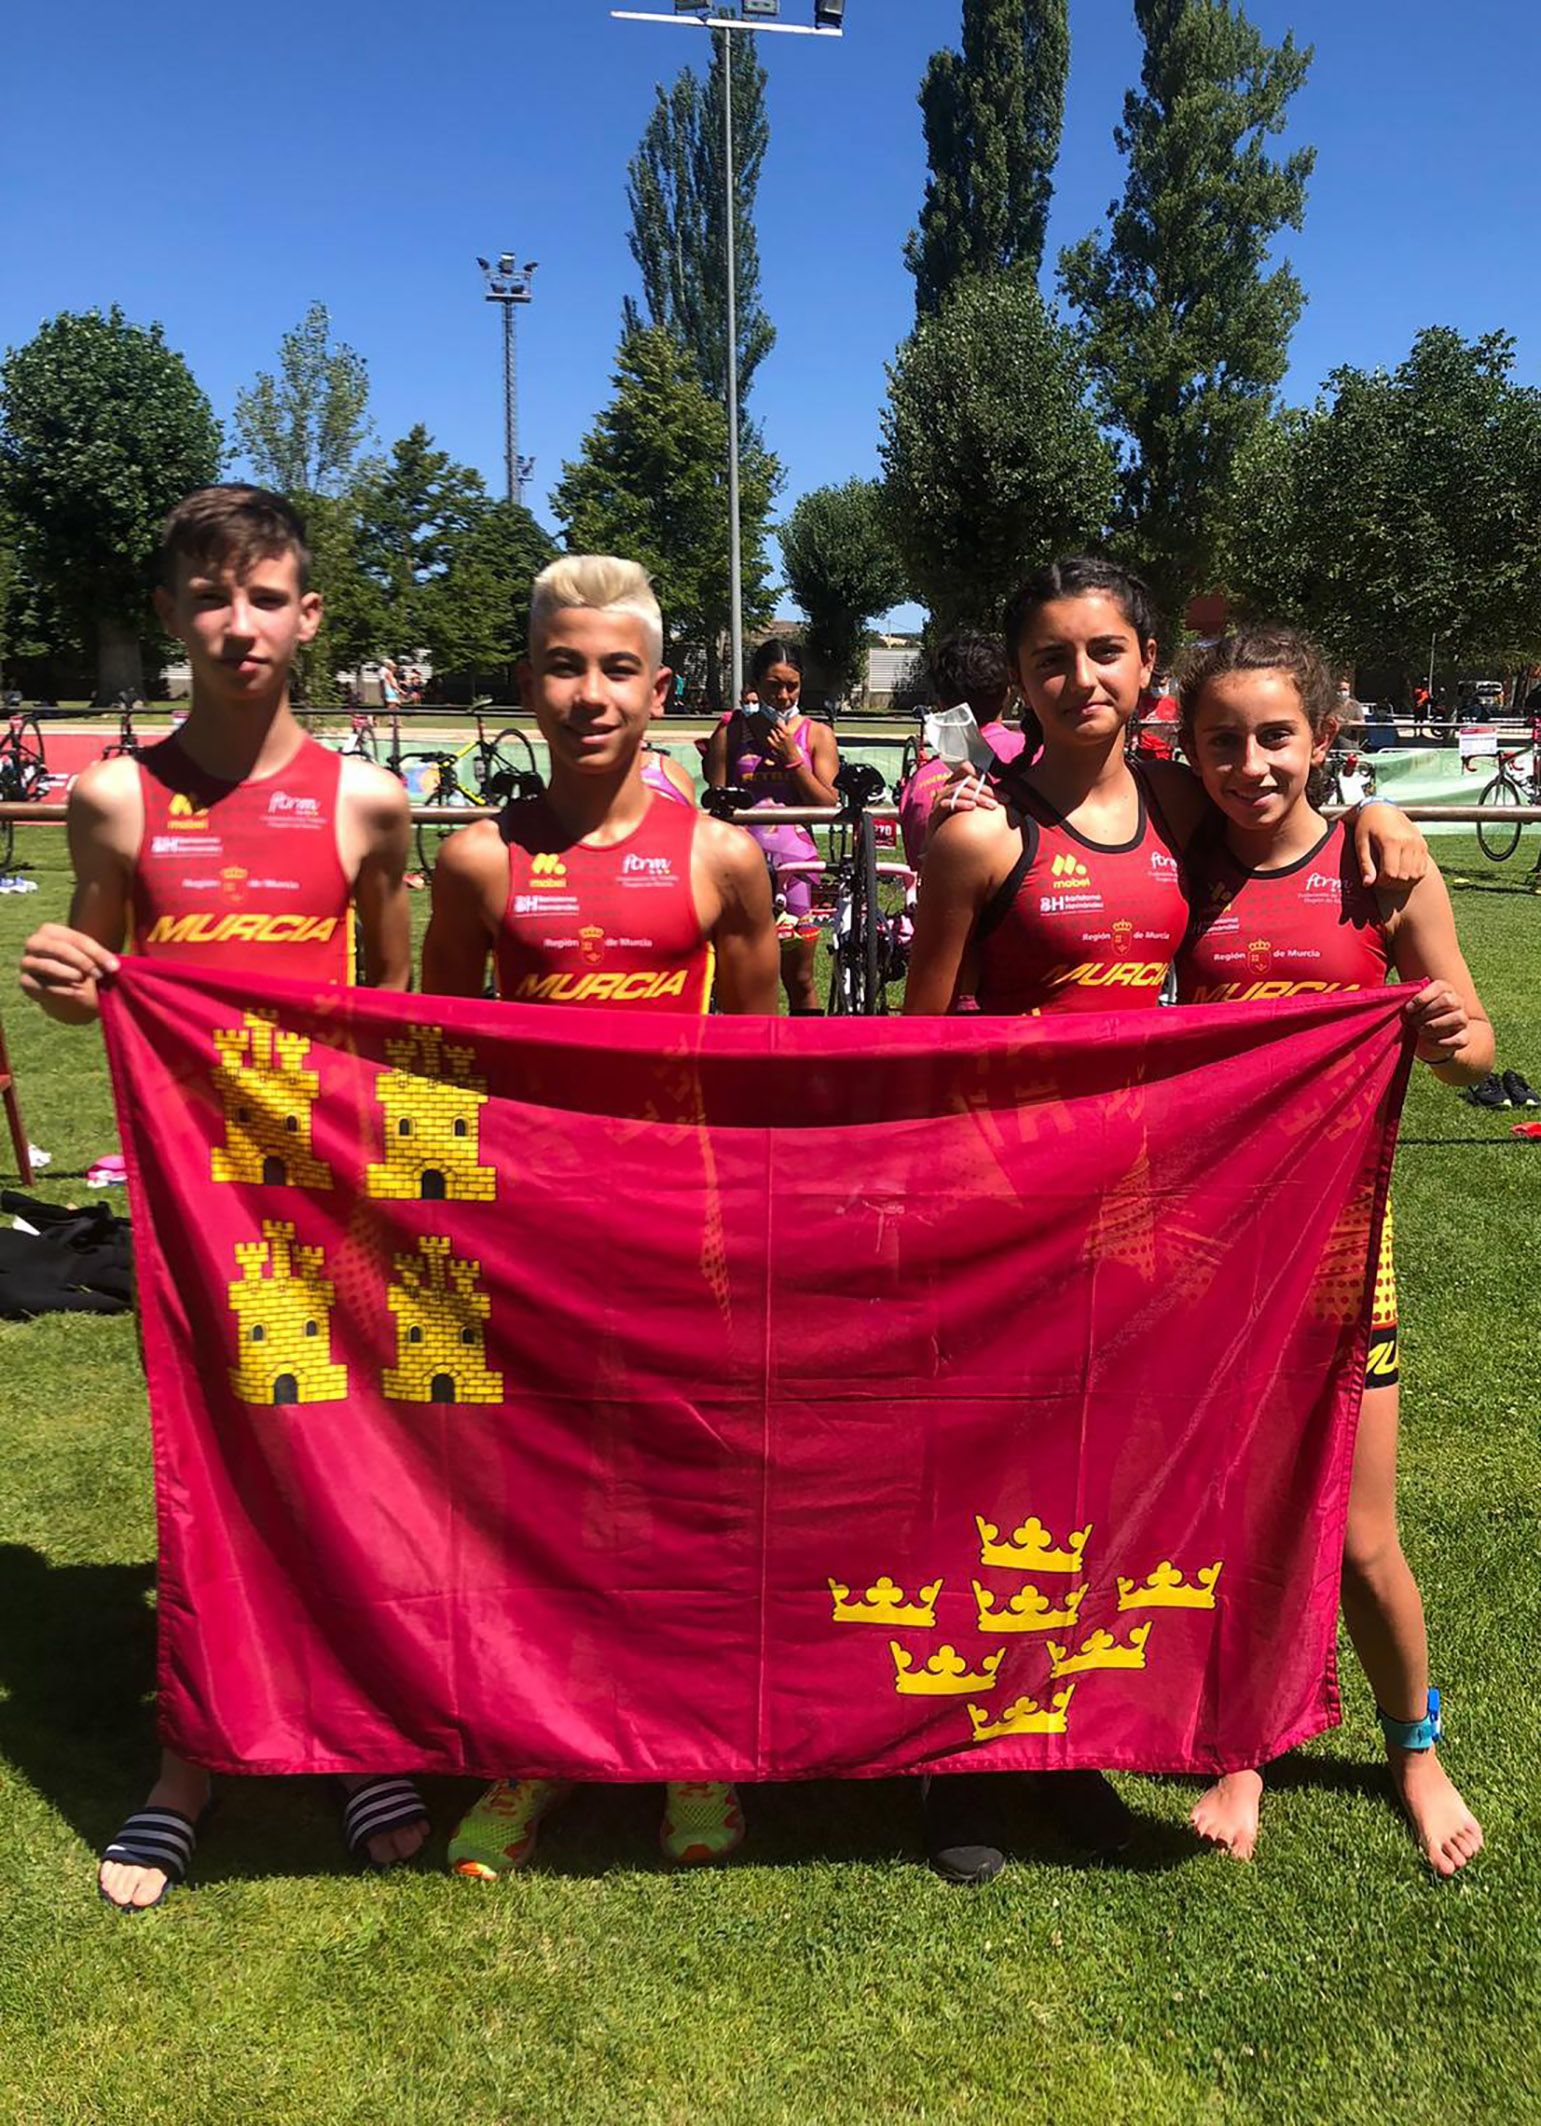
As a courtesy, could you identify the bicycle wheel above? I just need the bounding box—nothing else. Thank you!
[478,727,540,805]
[853,810,882,1014]
[11,716,46,798]
[1477,771,1523,862]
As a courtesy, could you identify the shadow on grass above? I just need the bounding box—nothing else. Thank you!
[0,1540,1202,1886]
[1445,875,1541,896]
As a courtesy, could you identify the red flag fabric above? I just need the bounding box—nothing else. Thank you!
[101,962,1411,1782]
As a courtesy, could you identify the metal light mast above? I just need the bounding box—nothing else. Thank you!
[477,253,538,504]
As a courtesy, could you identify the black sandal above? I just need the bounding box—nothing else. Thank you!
[98,1806,203,1912]
[341,1776,429,1868]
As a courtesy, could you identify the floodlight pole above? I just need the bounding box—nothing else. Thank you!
[722,19,743,713]
[479,254,538,505]
[613,5,843,710]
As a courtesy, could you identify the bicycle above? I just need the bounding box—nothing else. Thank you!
[402,709,543,876]
[1320,745,1378,807]
[100,695,144,760]
[709,764,911,1015]
[1476,736,1541,866]
[0,710,48,871]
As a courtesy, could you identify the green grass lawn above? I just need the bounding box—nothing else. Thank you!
[0,825,1538,2124]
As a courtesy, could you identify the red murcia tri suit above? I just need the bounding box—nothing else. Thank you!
[972,762,1190,1014]
[1175,817,1390,1004]
[495,792,713,1013]
[1177,816,1399,1383]
[131,733,352,985]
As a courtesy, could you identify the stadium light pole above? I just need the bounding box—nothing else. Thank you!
[612,2,845,709]
[477,253,539,505]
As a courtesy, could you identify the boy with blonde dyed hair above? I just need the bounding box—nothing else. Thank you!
[529,552,665,664]
[424,555,778,1874]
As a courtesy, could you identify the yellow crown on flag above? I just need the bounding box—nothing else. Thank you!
[1047,1621,1154,1677]
[973,1579,1087,1634]
[967,1686,1076,1743]
[828,1576,942,1628]
[975,1515,1090,1574]
[1116,1561,1223,1611]
[889,1642,1004,1696]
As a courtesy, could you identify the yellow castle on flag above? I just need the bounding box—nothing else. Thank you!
[383,1235,503,1405]
[227,1220,347,1405]
[211,1013,332,1189]
[365,1027,496,1203]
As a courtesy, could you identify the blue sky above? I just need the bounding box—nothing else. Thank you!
[4,0,1539,626]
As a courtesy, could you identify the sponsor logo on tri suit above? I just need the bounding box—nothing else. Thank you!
[527,853,569,888]
[513,969,690,1004]
[152,834,226,858]
[265,791,322,826]
[1112,919,1134,955]
[1149,849,1179,879]
[167,794,211,829]
[513,893,580,916]
[1039,852,1102,915]
[579,925,606,967]
[146,913,341,947]
[1246,937,1273,975]
[1302,870,1342,903]
[620,853,675,886]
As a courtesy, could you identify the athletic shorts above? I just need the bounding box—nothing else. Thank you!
[1367,1201,1398,1387]
[749,820,819,922]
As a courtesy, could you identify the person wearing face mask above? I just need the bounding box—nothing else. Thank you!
[706,640,841,1013]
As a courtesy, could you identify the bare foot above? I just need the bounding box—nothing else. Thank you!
[1391,1748,1482,1877]
[340,1776,429,1868]
[1190,1769,1263,1861]
[98,1763,211,1911]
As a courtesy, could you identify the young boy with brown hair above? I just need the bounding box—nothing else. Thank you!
[21,484,424,1908]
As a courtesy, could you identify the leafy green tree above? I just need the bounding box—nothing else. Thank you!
[1060,0,1314,628]
[907,0,1070,314]
[1222,328,1541,674]
[356,424,492,653]
[0,307,222,699]
[415,500,557,685]
[625,29,774,410]
[880,274,1114,632]
[780,479,907,702]
[232,302,372,497]
[554,325,778,686]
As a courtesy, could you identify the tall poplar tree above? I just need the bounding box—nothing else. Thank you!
[624,28,775,410]
[1060,0,1314,628]
[554,325,777,665]
[906,0,1070,314]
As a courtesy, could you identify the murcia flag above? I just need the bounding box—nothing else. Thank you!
[102,963,1411,1781]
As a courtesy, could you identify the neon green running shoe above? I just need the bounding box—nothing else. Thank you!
[660,1781,745,1866]
[449,1779,569,1880]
